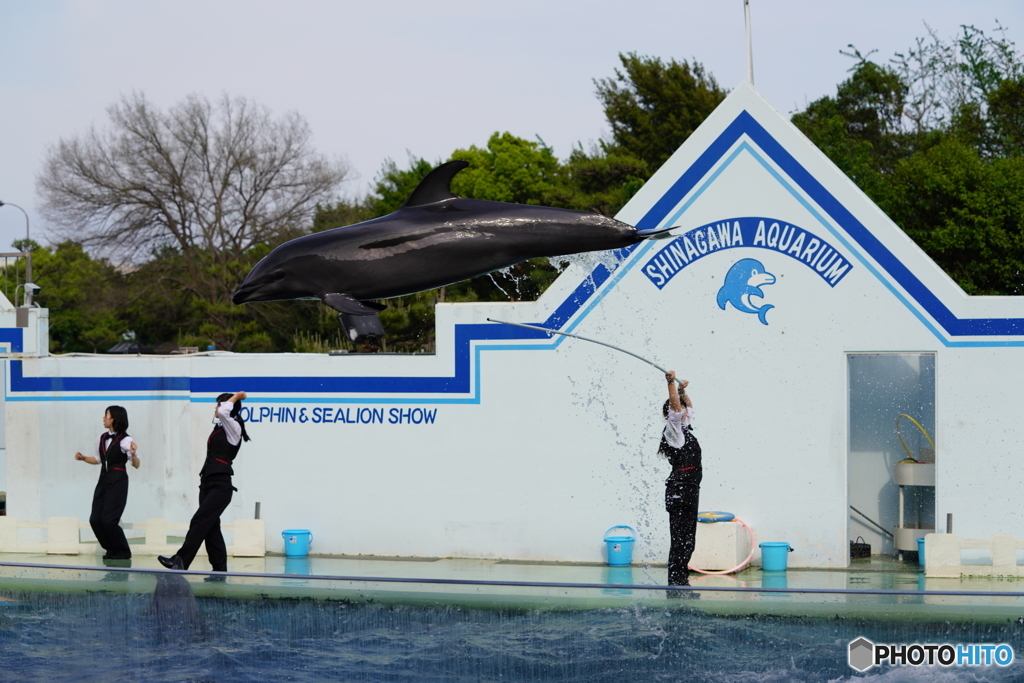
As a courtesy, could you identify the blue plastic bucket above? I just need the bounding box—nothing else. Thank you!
[917,537,925,566]
[282,529,313,558]
[604,526,636,567]
[759,542,793,571]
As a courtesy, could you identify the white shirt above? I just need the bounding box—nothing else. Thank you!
[216,402,243,446]
[662,407,695,450]
[97,431,137,462]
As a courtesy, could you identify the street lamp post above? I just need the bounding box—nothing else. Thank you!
[0,200,33,306]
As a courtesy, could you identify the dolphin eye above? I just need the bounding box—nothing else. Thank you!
[266,270,287,282]
[752,269,759,275]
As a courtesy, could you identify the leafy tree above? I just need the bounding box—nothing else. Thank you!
[551,143,649,216]
[37,92,349,348]
[450,132,561,204]
[542,53,724,218]
[884,140,1024,295]
[366,156,438,217]
[595,52,727,171]
[794,24,1024,295]
[2,241,126,353]
[892,23,1022,136]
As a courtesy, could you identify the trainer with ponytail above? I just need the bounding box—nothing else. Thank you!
[160,391,250,572]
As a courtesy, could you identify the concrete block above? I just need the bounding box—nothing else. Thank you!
[692,521,750,571]
[230,519,266,557]
[924,533,960,578]
[0,516,19,552]
[46,517,80,555]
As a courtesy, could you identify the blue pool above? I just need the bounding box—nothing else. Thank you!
[2,563,1023,682]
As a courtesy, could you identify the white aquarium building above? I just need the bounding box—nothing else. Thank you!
[2,84,1022,568]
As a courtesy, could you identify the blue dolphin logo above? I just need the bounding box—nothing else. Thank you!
[716,258,776,325]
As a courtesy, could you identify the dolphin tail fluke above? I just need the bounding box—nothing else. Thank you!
[716,287,729,310]
[323,293,387,316]
[635,224,679,240]
[757,304,774,325]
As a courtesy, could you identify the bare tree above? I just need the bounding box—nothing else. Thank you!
[38,92,349,308]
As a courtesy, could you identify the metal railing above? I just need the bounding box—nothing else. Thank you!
[1,250,34,308]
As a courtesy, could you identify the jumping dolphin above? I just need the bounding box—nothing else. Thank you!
[716,258,776,325]
[233,160,673,315]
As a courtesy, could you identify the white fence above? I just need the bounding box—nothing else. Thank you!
[0,516,265,557]
[924,533,1024,578]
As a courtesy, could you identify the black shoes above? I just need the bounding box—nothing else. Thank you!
[158,555,184,570]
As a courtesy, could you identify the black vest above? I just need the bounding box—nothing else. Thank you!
[200,424,242,478]
[99,432,130,474]
[660,427,702,482]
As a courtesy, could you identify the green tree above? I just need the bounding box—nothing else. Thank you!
[551,143,649,216]
[595,52,727,171]
[545,53,725,218]
[3,241,126,353]
[794,25,1024,295]
[450,132,561,204]
[366,156,438,217]
[884,140,1024,295]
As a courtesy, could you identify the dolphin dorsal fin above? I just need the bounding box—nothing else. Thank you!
[402,160,469,208]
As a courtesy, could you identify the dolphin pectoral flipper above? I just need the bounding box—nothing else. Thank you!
[323,293,387,316]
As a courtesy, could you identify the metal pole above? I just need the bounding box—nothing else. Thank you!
[744,0,755,86]
[486,318,682,383]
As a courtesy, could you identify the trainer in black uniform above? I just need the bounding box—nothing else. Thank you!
[659,371,701,587]
[159,391,249,572]
[75,405,139,561]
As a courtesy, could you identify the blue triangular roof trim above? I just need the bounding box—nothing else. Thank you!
[8,109,1024,401]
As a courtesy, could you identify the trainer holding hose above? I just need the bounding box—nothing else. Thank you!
[659,371,701,587]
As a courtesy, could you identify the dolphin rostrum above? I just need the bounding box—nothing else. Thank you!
[233,160,673,315]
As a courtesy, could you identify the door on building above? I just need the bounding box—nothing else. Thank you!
[847,353,935,560]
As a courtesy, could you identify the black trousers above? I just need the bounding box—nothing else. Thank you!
[176,479,233,571]
[90,473,131,558]
[666,478,700,585]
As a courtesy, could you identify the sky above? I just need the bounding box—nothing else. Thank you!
[0,0,1020,251]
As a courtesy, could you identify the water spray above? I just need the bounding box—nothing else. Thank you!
[486,318,681,384]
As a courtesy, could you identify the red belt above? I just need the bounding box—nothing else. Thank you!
[112,467,126,471]
[215,459,230,465]
[677,466,695,471]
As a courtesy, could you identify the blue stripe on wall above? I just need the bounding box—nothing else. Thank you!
[0,328,23,352]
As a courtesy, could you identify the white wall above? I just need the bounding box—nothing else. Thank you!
[4,84,1024,567]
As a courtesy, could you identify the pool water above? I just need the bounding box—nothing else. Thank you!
[3,579,1024,682]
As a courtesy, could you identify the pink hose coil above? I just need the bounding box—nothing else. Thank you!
[688,517,757,575]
